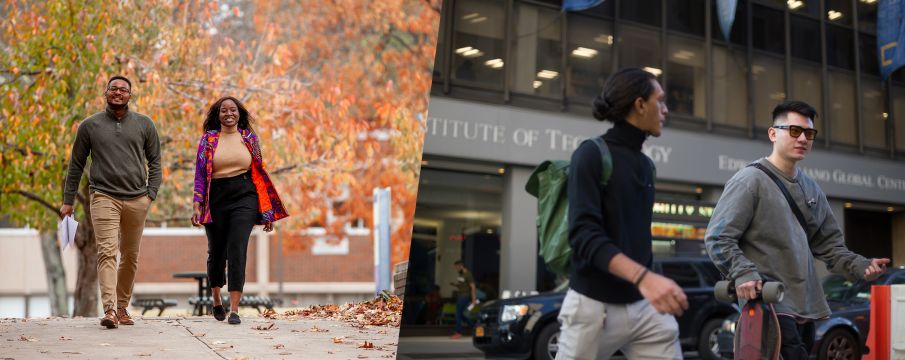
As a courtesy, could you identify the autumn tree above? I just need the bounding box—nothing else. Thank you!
[2,0,439,315]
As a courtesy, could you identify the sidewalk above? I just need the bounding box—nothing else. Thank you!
[396,336,483,360]
[0,315,398,359]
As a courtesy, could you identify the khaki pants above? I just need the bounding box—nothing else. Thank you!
[90,192,151,313]
[555,289,682,360]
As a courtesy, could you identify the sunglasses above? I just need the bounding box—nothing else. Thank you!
[772,125,818,140]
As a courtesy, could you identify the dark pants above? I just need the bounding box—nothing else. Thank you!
[454,295,473,333]
[778,315,816,360]
[204,172,259,293]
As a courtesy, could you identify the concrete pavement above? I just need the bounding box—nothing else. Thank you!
[0,315,398,360]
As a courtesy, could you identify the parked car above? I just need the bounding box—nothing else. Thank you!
[473,257,736,360]
[716,267,905,359]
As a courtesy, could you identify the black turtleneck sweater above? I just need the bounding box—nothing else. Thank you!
[567,121,655,304]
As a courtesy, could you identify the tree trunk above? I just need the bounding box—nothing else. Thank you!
[38,231,69,317]
[72,181,98,317]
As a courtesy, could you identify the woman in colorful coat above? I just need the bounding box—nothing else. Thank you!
[191,96,288,325]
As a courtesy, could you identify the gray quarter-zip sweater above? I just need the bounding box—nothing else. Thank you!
[63,107,161,205]
[705,158,870,319]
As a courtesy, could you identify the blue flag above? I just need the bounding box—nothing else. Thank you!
[716,0,738,41]
[563,0,606,12]
[878,0,905,79]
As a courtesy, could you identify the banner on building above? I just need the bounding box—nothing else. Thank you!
[879,0,905,79]
[562,0,606,12]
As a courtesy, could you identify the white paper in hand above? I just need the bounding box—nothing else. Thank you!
[57,215,78,250]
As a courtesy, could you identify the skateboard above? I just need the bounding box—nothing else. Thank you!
[714,280,785,360]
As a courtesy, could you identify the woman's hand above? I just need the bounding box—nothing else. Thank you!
[263,222,274,232]
[191,203,202,227]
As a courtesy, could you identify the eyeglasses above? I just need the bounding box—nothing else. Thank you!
[107,86,131,94]
[772,125,818,140]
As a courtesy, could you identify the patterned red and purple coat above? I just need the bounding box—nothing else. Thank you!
[193,129,289,225]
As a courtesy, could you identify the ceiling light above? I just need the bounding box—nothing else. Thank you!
[470,16,487,23]
[695,187,703,194]
[828,10,843,20]
[643,67,662,76]
[844,202,853,208]
[455,46,473,54]
[533,80,543,89]
[497,168,506,174]
[571,47,599,59]
[462,49,483,58]
[883,112,889,119]
[673,50,696,60]
[860,0,876,4]
[593,34,614,45]
[485,58,504,68]
[788,0,804,10]
[462,13,480,20]
[888,207,895,212]
[537,70,559,79]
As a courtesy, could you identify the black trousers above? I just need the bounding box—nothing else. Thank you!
[778,315,816,360]
[204,172,259,293]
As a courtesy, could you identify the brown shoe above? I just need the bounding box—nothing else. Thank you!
[117,308,134,325]
[100,310,118,329]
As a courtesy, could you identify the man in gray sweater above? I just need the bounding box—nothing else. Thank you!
[705,100,889,359]
[60,75,161,329]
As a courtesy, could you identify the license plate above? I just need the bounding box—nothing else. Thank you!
[475,326,485,337]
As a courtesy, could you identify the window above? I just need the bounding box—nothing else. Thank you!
[666,35,706,118]
[895,85,905,152]
[862,77,887,149]
[824,0,852,26]
[711,0,748,45]
[790,63,824,131]
[620,0,661,27]
[827,25,855,70]
[753,55,786,129]
[791,15,821,63]
[668,0,706,37]
[858,0,878,34]
[451,0,506,88]
[434,10,447,80]
[566,15,613,101]
[618,25,661,76]
[752,4,785,55]
[829,71,857,145]
[660,263,701,288]
[713,46,748,127]
[860,33,880,76]
[511,3,563,98]
[577,0,614,18]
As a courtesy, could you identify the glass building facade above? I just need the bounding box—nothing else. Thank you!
[432,0,905,158]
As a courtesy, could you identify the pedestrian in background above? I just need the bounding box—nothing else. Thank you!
[450,260,476,339]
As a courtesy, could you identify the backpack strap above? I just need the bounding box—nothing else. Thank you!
[587,137,613,187]
[748,163,813,243]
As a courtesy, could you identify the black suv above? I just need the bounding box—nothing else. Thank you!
[473,257,735,360]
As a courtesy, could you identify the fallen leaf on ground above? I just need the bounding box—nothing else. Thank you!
[136,353,151,357]
[213,341,227,345]
[18,335,36,342]
[274,344,285,349]
[192,333,206,337]
[62,351,81,354]
[262,308,278,319]
[332,336,345,344]
[376,330,387,334]
[359,341,374,349]
[278,352,291,355]
[252,323,275,330]
[59,336,72,340]
[307,325,328,333]
[290,329,301,333]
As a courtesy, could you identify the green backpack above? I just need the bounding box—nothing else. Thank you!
[525,137,613,276]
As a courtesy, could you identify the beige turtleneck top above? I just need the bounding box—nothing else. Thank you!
[212,129,252,179]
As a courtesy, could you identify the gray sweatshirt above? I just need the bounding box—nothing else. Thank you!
[705,158,870,319]
[63,107,161,205]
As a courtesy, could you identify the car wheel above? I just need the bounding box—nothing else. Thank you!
[819,329,860,360]
[698,318,728,360]
[533,322,560,360]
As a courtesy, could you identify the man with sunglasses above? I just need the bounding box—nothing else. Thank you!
[61,75,161,329]
[705,100,889,359]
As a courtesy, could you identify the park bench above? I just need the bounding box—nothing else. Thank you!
[132,298,178,316]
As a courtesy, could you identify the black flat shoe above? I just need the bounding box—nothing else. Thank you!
[228,312,241,325]
[213,305,226,321]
